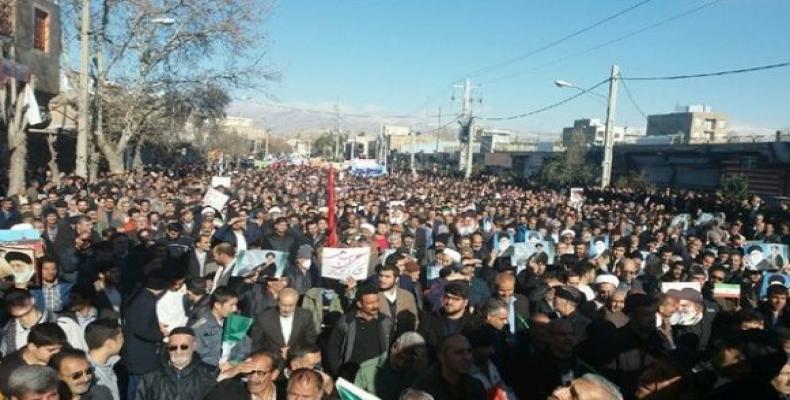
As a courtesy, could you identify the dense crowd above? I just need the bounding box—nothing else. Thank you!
[0,164,789,400]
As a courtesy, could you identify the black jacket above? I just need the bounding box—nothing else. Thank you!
[326,312,393,375]
[249,308,318,353]
[121,288,164,375]
[418,310,477,353]
[134,356,218,400]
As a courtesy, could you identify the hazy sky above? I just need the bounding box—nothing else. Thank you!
[237,0,790,135]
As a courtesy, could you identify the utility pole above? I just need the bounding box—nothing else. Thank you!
[454,77,476,179]
[334,100,341,161]
[76,0,91,178]
[410,130,416,176]
[601,64,620,188]
[435,107,441,154]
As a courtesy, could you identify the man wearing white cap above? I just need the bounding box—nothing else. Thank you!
[591,274,620,312]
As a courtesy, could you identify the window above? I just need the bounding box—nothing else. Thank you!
[0,2,13,38]
[704,119,716,130]
[33,8,50,52]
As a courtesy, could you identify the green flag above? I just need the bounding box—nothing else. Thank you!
[335,378,381,400]
[222,313,253,344]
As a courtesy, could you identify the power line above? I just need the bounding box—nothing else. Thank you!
[622,61,790,81]
[480,0,724,85]
[462,0,654,80]
[619,74,647,120]
[482,78,611,121]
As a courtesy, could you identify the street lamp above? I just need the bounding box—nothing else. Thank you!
[151,17,176,26]
[553,80,607,101]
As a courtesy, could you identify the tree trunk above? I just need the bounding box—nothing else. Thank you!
[88,146,99,181]
[132,140,143,171]
[46,133,61,187]
[104,148,125,174]
[7,76,33,196]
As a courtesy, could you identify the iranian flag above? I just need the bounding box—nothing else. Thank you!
[219,313,253,363]
[336,378,380,400]
[713,283,741,299]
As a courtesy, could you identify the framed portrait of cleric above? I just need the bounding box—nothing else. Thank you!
[759,273,790,299]
[744,241,788,271]
[512,241,555,267]
[0,247,39,286]
[588,235,610,257]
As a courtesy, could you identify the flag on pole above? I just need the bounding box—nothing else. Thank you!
[220,313,253,363]
[326,166,338,247]
[335,378,380,400]
[23,84,41,125]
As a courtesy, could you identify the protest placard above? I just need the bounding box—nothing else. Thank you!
[203,187,229,212]
[211,176,231,188]
[321,247,371,281]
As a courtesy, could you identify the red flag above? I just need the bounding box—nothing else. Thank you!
[326,166,338,247]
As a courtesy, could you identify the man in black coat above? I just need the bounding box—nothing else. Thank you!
[494,272,530,336]
[250,288,317,358]
[121,274,168,400]
[326,284,393,378]
[418,281,478,355]
[553,285,592,345]
[134,327,218,400]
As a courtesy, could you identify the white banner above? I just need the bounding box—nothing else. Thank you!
[211,176,231,188]
[321,247,371,281]
[202,187,229,212]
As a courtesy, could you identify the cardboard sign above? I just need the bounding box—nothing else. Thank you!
[321,247,371,281]
[211,176,231,188]
[202,187,229,212]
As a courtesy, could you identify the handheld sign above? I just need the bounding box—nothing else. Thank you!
[321,247,371,281]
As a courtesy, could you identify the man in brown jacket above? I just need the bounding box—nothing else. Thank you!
[376,264,419,338]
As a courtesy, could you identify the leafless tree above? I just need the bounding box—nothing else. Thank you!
[62,0,278,173]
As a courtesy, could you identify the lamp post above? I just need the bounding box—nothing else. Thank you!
[554,68,620,188]
[554,80,608,103]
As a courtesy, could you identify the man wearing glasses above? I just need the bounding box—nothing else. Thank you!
[134,327,218,400]
[48,348,112,399]
[205,351,283,400]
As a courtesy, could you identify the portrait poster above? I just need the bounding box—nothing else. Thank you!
[234,249,289,278]
[0,247,38,286]
[512,241,555,267]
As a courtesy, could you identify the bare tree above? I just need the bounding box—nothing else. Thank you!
[62,0,278,173]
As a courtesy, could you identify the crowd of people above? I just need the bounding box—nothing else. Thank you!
[0,164,788,400]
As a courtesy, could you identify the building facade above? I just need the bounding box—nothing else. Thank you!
[1,0,61,97]
[561,118,642,148]
[646,105,728,144]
